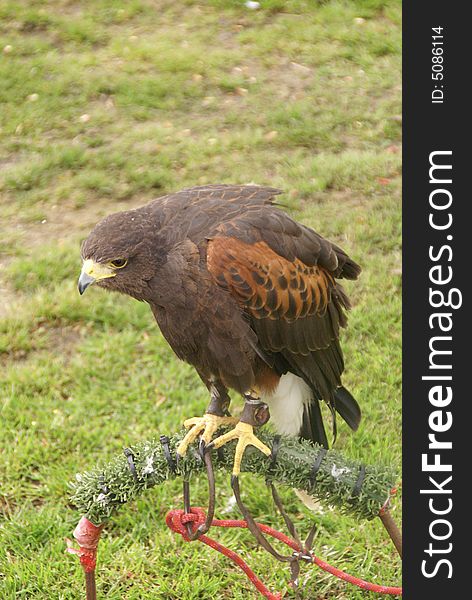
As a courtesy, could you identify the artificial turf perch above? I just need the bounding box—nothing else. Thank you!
[70,431,397,527]
[68,431,401,599]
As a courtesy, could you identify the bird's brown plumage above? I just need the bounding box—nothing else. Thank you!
[80,184,362,447]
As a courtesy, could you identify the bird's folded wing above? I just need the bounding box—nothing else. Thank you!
[207,236,350,357]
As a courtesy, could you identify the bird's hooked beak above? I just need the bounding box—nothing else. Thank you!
[78,259,115,294]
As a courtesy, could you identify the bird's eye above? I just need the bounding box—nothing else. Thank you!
[110,258,128,269]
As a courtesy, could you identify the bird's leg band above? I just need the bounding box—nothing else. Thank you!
[239,393,271,427]
[206,384,231,417]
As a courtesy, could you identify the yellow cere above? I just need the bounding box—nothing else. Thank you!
[81,259,116,281]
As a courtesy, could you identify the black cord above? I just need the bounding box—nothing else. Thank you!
[123,448,138,482]
[159,435,177,473]
[266,434,282,482]
[98,473,109,495]
[352,465,367,497]
[310,447,327,487]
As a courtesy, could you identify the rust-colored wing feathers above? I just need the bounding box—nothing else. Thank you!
[207,236,353,361]
[207,237,335,322]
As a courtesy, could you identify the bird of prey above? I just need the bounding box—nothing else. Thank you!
[78,185,361,475]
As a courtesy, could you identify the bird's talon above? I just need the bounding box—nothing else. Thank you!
[176,413,238,457]
[212,421,271,476]
[183,417,202,429]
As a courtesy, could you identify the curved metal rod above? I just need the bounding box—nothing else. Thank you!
[269,482,303,550]
[183,449,216,540]
[231,475,298,564]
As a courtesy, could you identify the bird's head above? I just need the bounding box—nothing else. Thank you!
[78,209,158,301]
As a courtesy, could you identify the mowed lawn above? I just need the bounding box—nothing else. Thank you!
[0,1,401,598]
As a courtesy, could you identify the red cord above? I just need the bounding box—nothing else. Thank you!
[166,507,402,598]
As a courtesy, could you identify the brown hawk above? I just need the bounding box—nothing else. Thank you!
[78,185,361,474]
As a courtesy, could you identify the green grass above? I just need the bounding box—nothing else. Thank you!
[0,0,401,598]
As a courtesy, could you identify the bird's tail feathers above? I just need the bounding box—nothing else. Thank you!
[300,397,329,448]
[300,385,361,448]
[333,385,361,431]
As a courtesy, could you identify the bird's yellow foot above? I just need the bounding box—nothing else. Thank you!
[176,413,239,457]
[211,421,271,475]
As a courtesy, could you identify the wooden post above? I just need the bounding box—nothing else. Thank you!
[379,508,402,558]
